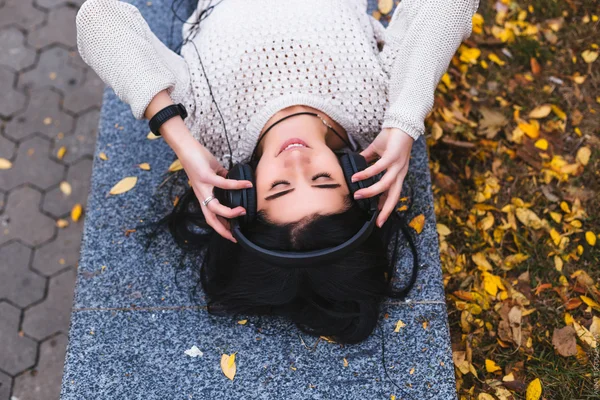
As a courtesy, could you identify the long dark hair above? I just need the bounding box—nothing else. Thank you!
[141,169,416,345]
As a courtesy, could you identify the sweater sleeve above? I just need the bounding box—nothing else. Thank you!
[76,0,193,120]
[379,0,479,140]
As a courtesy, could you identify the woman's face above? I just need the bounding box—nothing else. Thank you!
[254,111,350,224]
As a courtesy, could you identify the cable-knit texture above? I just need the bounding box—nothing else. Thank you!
[76,0,478,166]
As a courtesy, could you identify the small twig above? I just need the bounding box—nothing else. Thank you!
[441,137,476,149]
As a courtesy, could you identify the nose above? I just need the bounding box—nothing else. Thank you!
[283,148,311,169]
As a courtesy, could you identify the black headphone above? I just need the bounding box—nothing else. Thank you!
[213,111,383,266]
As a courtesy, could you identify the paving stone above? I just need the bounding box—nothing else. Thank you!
[0,67,27,119]
[35,0,85,9]
[0,0,46,31]
[28,5,77,50]
[0,27,37,70]
[0,186,56,247]
[19,46,84,93]
[42,157,92,218]
[0,301,37,376]
[22,268,76,341]
[32,217,84,276]
[3,88,75,142]
[52,110,99,164]
[0,135,16,160]
[63,70,104,114]
[0,135,66,191]
[0,370,11,400]
[0,241,46,308]
[12,334,68,400]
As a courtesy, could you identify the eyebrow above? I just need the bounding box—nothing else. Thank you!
[264,184,342,201]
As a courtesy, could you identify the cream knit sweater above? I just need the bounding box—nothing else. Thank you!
[76,0,479,165]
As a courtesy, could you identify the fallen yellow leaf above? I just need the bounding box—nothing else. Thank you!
[581,50,598,63]
[377,0,393,14]
[71,204,83,222]
[56,146,67,160]
[98,152,108,161]
[485,359,502,373]
[528,104,552,119]
[109,176,138,195]
[59,181,72,196]
[472,252,493,271]
[168,159,183,172]
[585,231,596,246]
[220,353,237,380]
[580,296,600,311]
[237,319,247,325]
[436,223,451,237]
[550,105,567,120]
[488,53,505,66]
[408,214,425,234]
[56,219,69,228]
[343,358,348,367]
[576,147,591,166]
[459,45,481,64]
[518,120,540,139]
[139,163,151,171]
[393,320,406,332]
[0,158,13,169]
[147,131,161,140]
[525,378,542,400]
[534,138,548,150]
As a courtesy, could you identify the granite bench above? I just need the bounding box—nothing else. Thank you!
[60,1,457,398]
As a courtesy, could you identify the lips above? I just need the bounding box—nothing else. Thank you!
[277,138,310,156]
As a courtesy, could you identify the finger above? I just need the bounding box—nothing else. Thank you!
[206,198,246,219]
[204,209,237,243]
[353,166,399,199]
[359,145,378,163]
[377,178,404,227]
[351,157,391,183]
[209,174,253,190]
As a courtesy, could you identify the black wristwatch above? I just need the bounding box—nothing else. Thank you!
[148,103,188,136]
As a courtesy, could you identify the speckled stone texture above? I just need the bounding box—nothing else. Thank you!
[61,1,457,399]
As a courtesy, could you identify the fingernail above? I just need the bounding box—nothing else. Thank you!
[240,211,247,216]
[245,182,253,188]
[351,176,358,183]
[354,193,363,200]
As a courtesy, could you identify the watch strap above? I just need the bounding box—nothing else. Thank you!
[148,103,188,136]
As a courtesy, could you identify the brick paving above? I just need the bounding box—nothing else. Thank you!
[0,0,103,398]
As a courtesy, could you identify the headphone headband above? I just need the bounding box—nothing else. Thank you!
[231,210,379,266]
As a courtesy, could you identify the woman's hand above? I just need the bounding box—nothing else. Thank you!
[178,142,253,243]
[350,127,414,228]
[144,90,252,243]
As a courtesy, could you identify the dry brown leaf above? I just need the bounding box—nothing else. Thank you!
[552,326,577,356]
[508,306,522,346]
[0,158,13,170]
[478,108,508,139]
[220,353,237,380]
[408,214,425,234]
[109,176,138,195]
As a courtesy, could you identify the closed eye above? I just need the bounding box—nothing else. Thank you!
[270,180,289,189]
[312,172,332,180]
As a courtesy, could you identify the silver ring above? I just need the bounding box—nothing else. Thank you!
[202,195,215,207]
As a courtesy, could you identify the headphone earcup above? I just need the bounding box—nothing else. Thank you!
[339,152,379,214]
[214,163,257,227]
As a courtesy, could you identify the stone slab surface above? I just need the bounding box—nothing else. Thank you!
[60,1,456,399]
[62,303,455,400]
